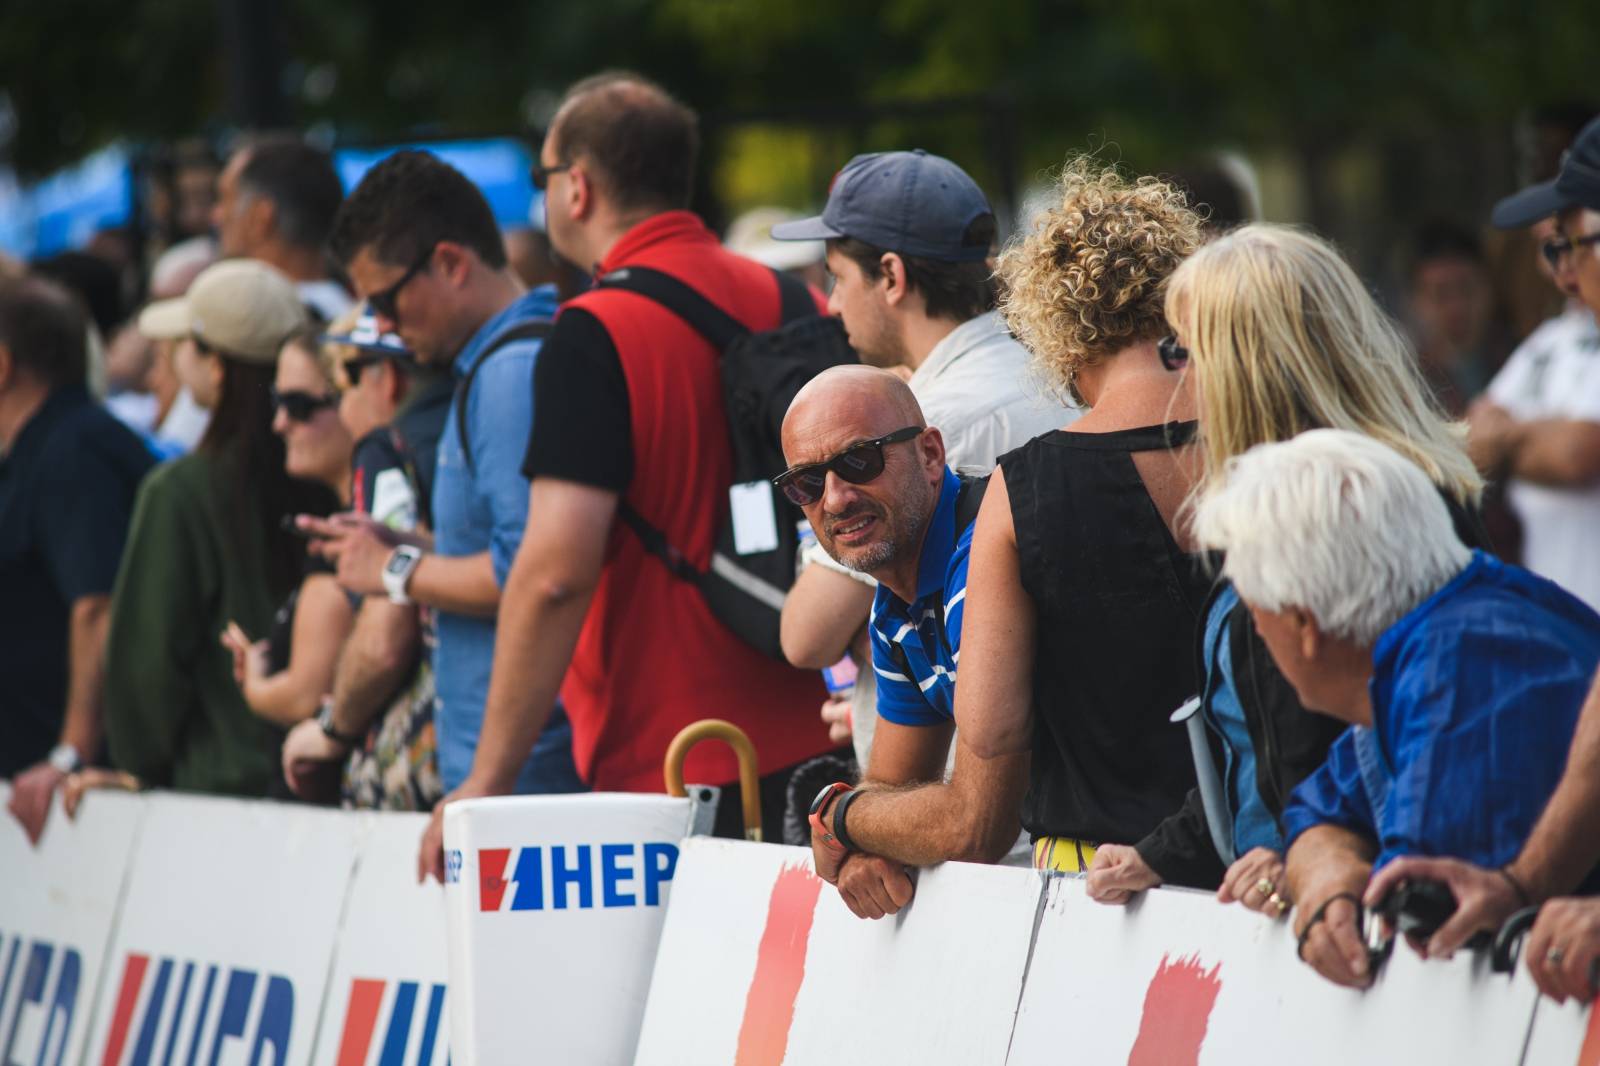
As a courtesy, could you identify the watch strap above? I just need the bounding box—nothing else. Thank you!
[317,699,364,746]
[833,786,864,853]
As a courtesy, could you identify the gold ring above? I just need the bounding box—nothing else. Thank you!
[1269,892,1288,915]
[1548,947,1566,965]
[1255,877,1275,898]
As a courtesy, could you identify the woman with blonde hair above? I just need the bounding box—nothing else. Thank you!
[1087,223,1489,921]
[815,159,1215,884]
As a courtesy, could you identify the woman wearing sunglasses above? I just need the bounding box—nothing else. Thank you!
[1086,224,1485,924]
[219,325,356,772]
[104,260,337,798]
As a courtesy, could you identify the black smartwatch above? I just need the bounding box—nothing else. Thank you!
[316,699,363,746]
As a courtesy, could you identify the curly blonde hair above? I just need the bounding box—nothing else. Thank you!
[998,158,1201,400]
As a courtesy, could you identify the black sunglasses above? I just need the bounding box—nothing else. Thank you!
[1541,232,1600,270]
[1158,334,1190,372]
[530,160,572,191]
[367,245,435,324]
[773,426,923,507]
[271,387,339,423]
[341,355,387,389]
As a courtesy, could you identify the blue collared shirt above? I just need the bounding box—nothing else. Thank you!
[870,469,970,727]
[1283,552,1600,882]
[431,285,581,793]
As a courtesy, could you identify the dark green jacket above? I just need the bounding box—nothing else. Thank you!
[105,449,284,795]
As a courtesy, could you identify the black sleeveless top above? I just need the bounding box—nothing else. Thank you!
[1001,420,1211,845]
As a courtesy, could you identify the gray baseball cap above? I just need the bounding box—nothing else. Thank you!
[771,150,994,263]
[1491,115,1600,229]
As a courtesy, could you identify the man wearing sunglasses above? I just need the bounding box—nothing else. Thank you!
[1471,113,1600,613]
[780,366,991,919]
[310,150,586,841]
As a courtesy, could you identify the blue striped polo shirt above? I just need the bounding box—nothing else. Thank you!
[870,468,972,726]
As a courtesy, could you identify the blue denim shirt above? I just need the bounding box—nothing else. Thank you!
[431,285,583,794]
[1201,584,1282,855]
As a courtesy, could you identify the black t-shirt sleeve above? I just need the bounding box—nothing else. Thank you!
[521,308,633,491]
[350,431,415,524]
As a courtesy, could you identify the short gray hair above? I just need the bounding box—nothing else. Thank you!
[1193,429,1472,645]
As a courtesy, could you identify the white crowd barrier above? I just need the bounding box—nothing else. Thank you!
[635,837,1600,1066]
[440,794,708,1064]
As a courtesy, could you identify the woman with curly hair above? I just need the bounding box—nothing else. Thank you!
[812,160,1212,883]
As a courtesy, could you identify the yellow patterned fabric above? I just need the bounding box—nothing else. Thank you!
[1031,836,1099,873]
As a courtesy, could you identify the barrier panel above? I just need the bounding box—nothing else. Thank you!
[442,793,706,1064]
[0,785,144,1066]
[1010,876,1543,1064]
[86,794,364,1066]
[1522,994,1600,1065]
[632,838,1043,1066]
[311,812,451,1066]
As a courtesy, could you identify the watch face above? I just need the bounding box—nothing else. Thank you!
[385,551,411,576]
[809,782,842,816]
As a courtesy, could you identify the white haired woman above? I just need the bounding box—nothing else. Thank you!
[1193,429,1600,988]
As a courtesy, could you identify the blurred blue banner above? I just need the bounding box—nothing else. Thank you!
[0,143,134,260]
[334,137,543,229]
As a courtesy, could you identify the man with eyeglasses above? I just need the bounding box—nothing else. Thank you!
[1471,113,1600,612]
[414,72,837,878]
[307,150,586,830]
[779,365,993,918]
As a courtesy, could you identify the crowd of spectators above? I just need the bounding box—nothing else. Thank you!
[6,71,1600,1002]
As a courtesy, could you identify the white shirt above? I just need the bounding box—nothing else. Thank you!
[907,311,1077,473]
[297,279,354,323]
[1487,304,1600,611]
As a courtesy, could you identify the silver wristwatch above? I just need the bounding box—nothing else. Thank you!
[47,743,83,774]
[381,544,424,604]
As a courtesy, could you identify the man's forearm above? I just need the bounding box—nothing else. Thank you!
[408,551,501,616]
[1285,824,1375,906]
[466,551,597,793]
[1509,668,1600,901]
[1508,420,1600,487]
[62,596,111,756]
[330,601,419,735]
[844,747,1028,867]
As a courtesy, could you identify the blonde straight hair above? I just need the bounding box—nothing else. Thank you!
[1166,223,1482,505]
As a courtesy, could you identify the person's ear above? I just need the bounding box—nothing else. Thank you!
[385,363,405,407]
[879,253,909,308]
[567,163,594,222]
[246,196,276,246]
[919,425,945,476]
[434,242,473,289]
[1289,607,1321,660]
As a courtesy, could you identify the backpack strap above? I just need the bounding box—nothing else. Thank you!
[773,267,818,324]
[596,266,748,351]
[953,473,990,533]
[455,320,552,473]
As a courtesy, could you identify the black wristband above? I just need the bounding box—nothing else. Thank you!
[1297,891,1363,961]
[833,788,864,853]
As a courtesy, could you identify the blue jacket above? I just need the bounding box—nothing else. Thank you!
[1283,552,1600,882]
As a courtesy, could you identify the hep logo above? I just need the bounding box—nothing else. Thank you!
[0,934,81,1066]
[477,842,679,912]
[97,953,292,1066]
[332,978,448,1066]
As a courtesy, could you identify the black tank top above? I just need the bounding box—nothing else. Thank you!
[1001,420,1211,844]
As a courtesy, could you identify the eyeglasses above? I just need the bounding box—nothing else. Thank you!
[341,356,386,389]
[366,245,435,325]
[773,426,924,507]
[1158,335,1190,372]
[530,160,572,191]
[271,387,339,423]
[1540,232,1600,270]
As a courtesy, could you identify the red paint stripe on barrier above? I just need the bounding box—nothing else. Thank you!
[1577,1000,1600,1066]
[335,978,387,1066]
[479,848,511,912]
[1126,952,1223,1066]
[99,953,149,1066]
[734,862,823,1066]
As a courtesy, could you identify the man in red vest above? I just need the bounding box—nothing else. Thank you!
[419,72,833,877]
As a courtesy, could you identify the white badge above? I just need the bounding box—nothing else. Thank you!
[371,468,418,532]
[728,480,780,555]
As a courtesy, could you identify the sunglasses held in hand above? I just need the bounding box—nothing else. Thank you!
[773,426,923,507]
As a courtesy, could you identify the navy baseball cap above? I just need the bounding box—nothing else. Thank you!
[771,150,994,263]
[1491,115,1600,229]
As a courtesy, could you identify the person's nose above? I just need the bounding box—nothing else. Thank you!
[271,405,291,437]
[821,469,864,515]
[826,285,845,318]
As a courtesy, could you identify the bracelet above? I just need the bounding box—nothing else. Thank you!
[1498,866,1534,908]
[833,788,864,853]
[1296,891,1363,961]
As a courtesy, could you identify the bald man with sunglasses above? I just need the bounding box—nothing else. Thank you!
[781,366,994,918]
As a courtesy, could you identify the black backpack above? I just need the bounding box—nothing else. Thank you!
[454,319,554,473]
[595,265,857,658]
